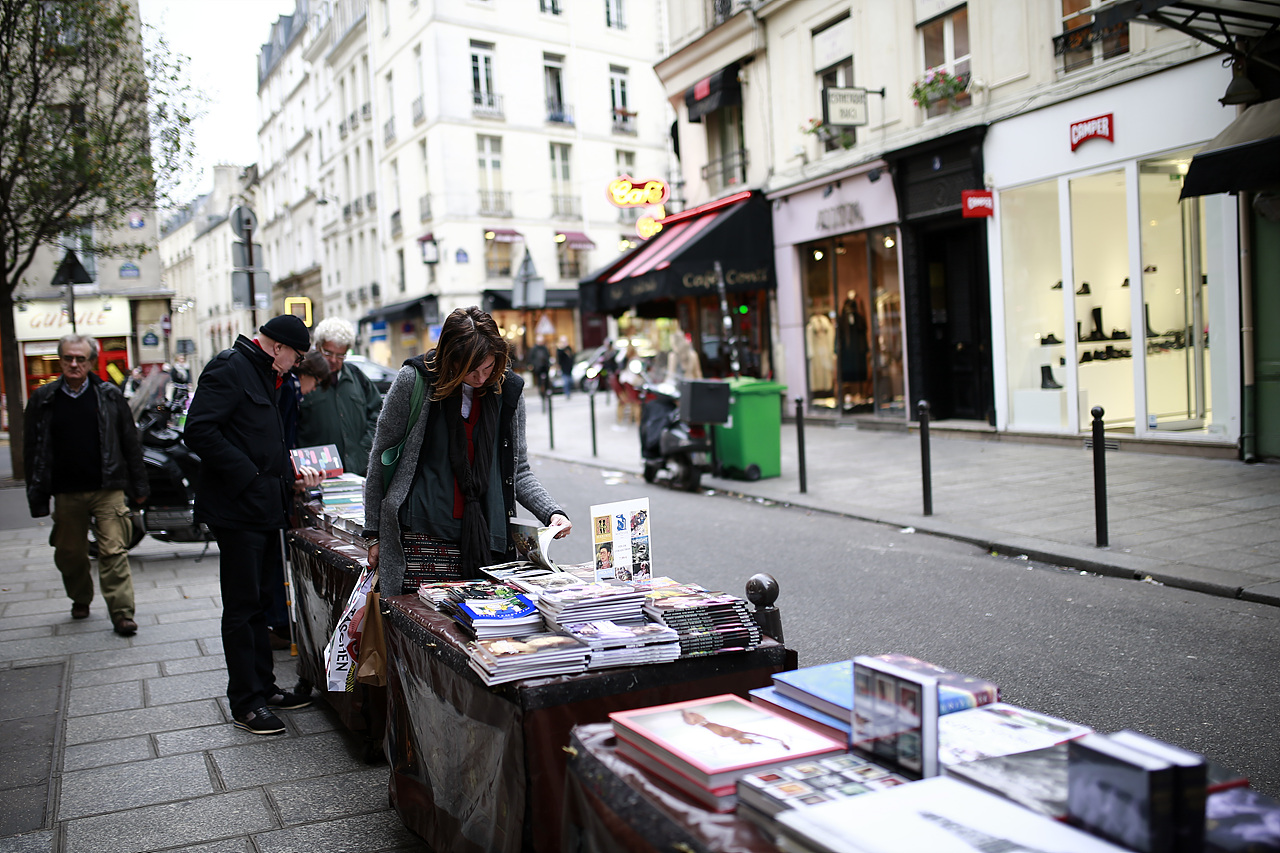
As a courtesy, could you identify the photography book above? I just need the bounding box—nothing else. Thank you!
[866,654,999,715]
[942,742,1070,820]
[1108,730,1206,853]
[1067,732,1177,853]
[749,685,850,744]
[1205,786,1280,853]
[775,776,1131,853]
[851,655,940,779]
[609,694,845,795]
[589,497,651,582]
[736,752,910,836]
[290,443,344,478]
[772,659,853,722]
[938,702,1093,766]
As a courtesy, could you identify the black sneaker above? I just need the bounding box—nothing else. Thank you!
[266,690,313,711]
[233,707,285,735]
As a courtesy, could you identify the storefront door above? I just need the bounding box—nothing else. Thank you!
[920,221,992,422]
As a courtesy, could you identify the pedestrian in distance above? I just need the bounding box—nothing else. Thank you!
[24,335,150,636]
[184,315,323,735]
[556,335,575,399]
[297,317,382,477]
[527,336,551,398]
[364,306,572,595]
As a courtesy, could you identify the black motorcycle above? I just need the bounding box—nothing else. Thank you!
[135,394,214,547]
[639,381,724,492]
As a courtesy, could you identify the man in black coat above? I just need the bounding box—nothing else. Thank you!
[184,315,321,735]
[24,335,149,636]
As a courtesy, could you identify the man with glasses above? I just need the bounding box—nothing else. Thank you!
[185,315,321,735]
[24,335,149,636]
[297,316,382,477]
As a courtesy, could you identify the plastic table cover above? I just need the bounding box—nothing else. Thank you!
[382,593,795,853]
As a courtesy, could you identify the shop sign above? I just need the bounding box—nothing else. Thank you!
[1070,113,1114,151]
[455,249,469,264]
[606,176,669,208]
[12,296,132,341]
[961,190,994,218]
[816,202,864,232]
[128,214,145,229]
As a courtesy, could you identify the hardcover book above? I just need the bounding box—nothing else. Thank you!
[775,776,1132,853]
[1205,786,1280,852]
[772,660,853,722]
[1067,732,1177,853]
[851,655,940,779]
[1108,730,1206,853]
[867,654,1000,715]
[610,694,845,794]
[938,702,1093,766]
[750,685,850,744]
[290,443,344,478]
[943,743,1070,820]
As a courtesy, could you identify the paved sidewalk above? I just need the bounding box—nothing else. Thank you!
[0,442,424,852]
[522,391,1280,607]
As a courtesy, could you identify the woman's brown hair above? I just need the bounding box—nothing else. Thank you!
[293,349,332,385]
[427,306,510,400]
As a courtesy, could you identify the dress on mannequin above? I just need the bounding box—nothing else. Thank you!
[838,295,871,406]
[806,313,835,394]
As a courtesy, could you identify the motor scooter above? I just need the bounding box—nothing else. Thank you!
[639,381,717,492]
[136,395,215,547]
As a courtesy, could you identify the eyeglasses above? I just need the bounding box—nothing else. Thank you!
[320,348,347,362]
[60,354,90,364]
[277,344,303,367]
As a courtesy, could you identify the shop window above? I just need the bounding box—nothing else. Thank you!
[471,41,501,117]
[700,104,746,195]
[485,237,513,278]
[60,225,96,281]
[1001,180,1067,431]
[610,66,633,132]
[605,0,625,30]
[1057,0,1129,74]
[919,5,971,119]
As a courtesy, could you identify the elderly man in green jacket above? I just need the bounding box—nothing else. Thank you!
[297,317,382,476]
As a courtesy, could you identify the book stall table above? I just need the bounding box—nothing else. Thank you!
[563,722,774,853]
[381,593,796,853]
[284,526,385,750]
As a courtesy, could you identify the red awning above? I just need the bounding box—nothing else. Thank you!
[485,228,523,243]
[556,231,596,250]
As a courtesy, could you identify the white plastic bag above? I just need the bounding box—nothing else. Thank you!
[322,567,377,692]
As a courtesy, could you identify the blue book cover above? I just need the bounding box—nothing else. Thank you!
[455,592,538,623]
[772,660,854,720]
[750,686,852,736]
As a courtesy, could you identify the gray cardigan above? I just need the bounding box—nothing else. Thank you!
[364,361,564,594]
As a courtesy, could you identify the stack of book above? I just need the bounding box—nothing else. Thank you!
[564,620,681,669]
[736,753,911,838]
[766,660,855,741]
[319,472,364,506]
[536,581,647,631]
[416,581,477,609]
[465,632,590,685]
[642,585,763,657]
[609,694,846,813]
[866,654,999,715]
[437,582,543,638]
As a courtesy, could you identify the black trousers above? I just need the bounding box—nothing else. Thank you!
[212,526,284,717]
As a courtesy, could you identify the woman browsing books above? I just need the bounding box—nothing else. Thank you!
[364,306,572,593]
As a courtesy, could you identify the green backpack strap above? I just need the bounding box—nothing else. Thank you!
[380,370,425,491]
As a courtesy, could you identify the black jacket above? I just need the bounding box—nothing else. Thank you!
[184,336,295,530]
[24,373,149,517]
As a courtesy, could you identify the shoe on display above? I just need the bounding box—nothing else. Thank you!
[1040,365,1063,390]
[112,616,137,637]
[233,707,286,735]
[1111,329,1130,340]
[1076,282,1091,295]
[1121,277,1130,287]
[1080,351,1093,363]
[1051,280,1063,290]
[266,689,313,711]
[71,603,90,620]
[1040,333,1062,345]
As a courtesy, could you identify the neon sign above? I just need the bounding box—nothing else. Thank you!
[606,175,670,208]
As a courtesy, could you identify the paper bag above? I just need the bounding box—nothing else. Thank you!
[356,591,387,687]
[322,567,376,692]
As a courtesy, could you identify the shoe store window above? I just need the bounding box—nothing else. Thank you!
[1002,179,1067,431]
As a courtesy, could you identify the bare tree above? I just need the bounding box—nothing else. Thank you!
[0,0,199,479]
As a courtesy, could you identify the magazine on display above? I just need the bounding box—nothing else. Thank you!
[938,702,1093,766]
[565,620,681,669]
[465,633,590,685]
[774,776,1132,853]
[509,518,562,573]
[851,656,941,779]
[610,694,845,797]
[589,497,651,582]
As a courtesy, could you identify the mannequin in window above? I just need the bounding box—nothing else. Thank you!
[838,294,870,410]
[805,310,835,396]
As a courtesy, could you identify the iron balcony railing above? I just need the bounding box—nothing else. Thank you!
[700,148,749,195]
[478,190,512,216]
[546,99,574,125]
[412,95,425,125]
[472,91,504,119]
[383,117,395,145]
[551,195,579,218]
[390,211,402,237]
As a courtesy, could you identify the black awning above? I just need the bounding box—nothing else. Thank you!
[1182,98,1280,197]
[684,64,741,123]
[578,191,774,317]
[482,288,579,312]
[358,295,440,325]
[1095,1,1280,59]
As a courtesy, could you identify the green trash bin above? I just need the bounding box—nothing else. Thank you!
[713,378,787,480]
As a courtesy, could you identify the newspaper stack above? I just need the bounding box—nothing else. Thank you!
[438,582,543,639]
[465,633,591,685]
[642,585,764,657]
[565,620,682,669]
[535,581,647,631]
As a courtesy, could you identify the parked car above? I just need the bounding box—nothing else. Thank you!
[344,354,398,395]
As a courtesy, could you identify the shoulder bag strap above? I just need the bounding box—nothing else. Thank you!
[380,370,425,491]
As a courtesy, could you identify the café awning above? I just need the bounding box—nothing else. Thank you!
[358,295,440,326]
[485,228,523,243]
[556,231,596,250]
[1182,97,1280,197]
[482,288,579,311]
[578,190,774,317]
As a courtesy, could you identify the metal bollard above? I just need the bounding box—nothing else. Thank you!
[547,390,554,450]
[745,572,783,644]
[794,398,808,494]
[918,400,933,517]
[1092,406,1108,547]
[589,390,598,457]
